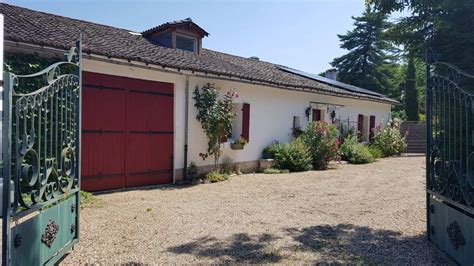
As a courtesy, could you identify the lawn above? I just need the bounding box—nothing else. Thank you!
[62,155,445,264]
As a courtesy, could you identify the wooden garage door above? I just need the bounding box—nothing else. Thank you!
[81,72,174,191]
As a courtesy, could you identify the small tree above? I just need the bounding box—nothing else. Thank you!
[404,53,419,121]
[193,83,237,169]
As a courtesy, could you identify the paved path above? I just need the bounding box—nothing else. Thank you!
[62,156,446,264]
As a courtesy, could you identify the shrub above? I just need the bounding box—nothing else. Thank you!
[346,144,374,164]
[206,171,229,183]
[220,156,234,175]
[262,141,283,159]
[368,146,382,160]
[340,134,358,160]
[187,161,198,180]
[263,168,290,174]
[340,135,374,164]
[373,118,407,157]
[273,139,313,172]
[300,121,340,170]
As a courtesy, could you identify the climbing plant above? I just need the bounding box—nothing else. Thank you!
[193,83,237,169]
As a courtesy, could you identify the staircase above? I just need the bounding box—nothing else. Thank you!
[400,121,426,153]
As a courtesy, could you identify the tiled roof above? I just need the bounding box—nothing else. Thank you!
[0,3,396,104]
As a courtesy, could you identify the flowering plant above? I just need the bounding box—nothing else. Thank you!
[193,83,237,169]
[233,137,248,146]
[300,121,340,170]
[373,118,407,157]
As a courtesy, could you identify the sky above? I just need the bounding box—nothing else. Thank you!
[7,0,383,74]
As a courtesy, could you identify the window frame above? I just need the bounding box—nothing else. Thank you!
[175,33,197,53]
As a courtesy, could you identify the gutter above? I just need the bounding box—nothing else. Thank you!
[183,75,190,180]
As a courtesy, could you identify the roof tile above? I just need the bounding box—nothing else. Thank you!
[0,3,396,104]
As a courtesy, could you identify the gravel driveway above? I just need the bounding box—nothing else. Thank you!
[62,155,446,264]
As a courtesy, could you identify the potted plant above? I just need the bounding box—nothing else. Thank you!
[231,137,248,150]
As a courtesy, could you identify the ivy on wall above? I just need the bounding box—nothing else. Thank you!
[4,52,63,93]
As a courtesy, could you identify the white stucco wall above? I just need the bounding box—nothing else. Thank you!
[83,58,392,177]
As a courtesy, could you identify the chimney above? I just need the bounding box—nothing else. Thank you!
[325,68,338,80]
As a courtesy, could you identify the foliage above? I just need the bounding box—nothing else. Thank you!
[220,156,235,175]
[262,141,283,159]
[404,53,419,121]
[368,145,383,160]
[339,134,358,160]
[4,52,76,94]
[331,6,394,94]
[263,168,290,174]
[193,83,237,169]
[80,191,96,205]
[206,171,229,183]
[338,121,356,144]
[371,1,474,73]
[187,161,198,179]
[273,139,313,172]
[340,135,375,164]
[347,145,375,164]
[300,121,340,170]
[233,137,248,146]
[373,118,406,157]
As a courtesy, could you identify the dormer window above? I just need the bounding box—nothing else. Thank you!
[176,34,197,52]
[142,18,209,54]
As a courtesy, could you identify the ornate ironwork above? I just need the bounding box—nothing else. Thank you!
[2,41,82,265]
[447,221,465,250]
[41,220,59,248]
[8,46,81,213]
[426,48,474,213]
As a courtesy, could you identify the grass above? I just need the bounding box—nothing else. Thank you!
[80,191,100,207]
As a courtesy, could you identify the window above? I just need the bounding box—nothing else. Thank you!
[176,35,196,52]
[228,103,250,142]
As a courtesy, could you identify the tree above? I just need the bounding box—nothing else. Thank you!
[404,53,419,121]
[193,83,237,169]
[370,0,474,73]
[331,6,394,94]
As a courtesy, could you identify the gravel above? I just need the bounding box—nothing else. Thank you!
[62,155,446,264]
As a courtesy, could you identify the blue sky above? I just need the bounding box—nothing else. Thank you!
[8,0,389,74]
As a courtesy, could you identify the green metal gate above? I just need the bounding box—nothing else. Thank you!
[2,42,82,265]
[426,49,474,264]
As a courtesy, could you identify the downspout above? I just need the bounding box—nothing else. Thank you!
[183,75,190,180]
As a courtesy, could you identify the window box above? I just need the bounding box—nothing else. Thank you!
[230,143,244,150]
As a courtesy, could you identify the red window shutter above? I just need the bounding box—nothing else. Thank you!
[357,114,364,142]
[369,115,376,140]
[242,103,250,142]
[312,109,321,122]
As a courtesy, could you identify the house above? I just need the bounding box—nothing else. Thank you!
[0,3,396,191]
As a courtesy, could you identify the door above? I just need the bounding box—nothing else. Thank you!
[312,109,322,122]
[81,72,174,191]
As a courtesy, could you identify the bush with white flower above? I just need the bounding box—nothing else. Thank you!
[373,118,407,157]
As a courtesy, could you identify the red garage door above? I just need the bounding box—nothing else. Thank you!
[81,72,174,191]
